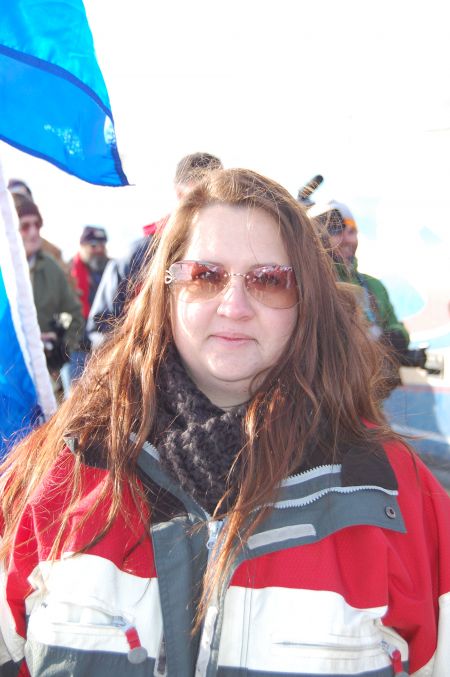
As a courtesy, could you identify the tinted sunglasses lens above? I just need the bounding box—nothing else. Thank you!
[20,220,42,233]
[246,266,297,308]
[167,262,298,308]
[169,261,226,300]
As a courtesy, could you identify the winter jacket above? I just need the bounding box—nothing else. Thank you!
[335,261,410,346]
[86,216,168,342]
[0,438,449,676]
[70,253,109,321]
[31,250,84,352]
[86,236,152,339]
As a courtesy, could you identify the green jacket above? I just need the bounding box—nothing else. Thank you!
[335,260,410,345]
[31,250,84,352]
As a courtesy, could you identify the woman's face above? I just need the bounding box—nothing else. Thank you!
[171,204,298,408]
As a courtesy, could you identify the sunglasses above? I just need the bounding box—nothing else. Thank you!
[19,218,42,233]
[165,260,298,309]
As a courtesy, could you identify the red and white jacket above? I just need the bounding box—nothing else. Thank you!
[1,437,449,676]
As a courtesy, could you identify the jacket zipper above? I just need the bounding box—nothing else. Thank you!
[195,519,225,677]
[274,638,408,674]
[136,441,224,675]
[206,519,224,551]
[40,603,148,665]
[275,638,380,651]
[272,483,397,510]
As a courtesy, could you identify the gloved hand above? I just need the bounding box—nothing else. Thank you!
[41,332,69,371]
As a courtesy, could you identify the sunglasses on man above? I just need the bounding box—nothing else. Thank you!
[19,217,42,233]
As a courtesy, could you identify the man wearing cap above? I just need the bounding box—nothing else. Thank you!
[8,178,69,274]
[71,226,109,320]
[66,226,110,383]
[309,200,410,389]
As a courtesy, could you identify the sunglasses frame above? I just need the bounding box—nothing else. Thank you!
[19,219,42,233]
[165,260,298,309]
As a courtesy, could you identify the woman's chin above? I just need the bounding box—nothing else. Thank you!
[194,367,252,407]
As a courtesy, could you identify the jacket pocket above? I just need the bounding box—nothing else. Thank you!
[27,597,148,664]
[270,632,398,675]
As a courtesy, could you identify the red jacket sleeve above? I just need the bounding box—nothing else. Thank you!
[383,442,450,675]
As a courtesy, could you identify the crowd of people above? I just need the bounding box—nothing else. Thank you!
[7,156,412,402]
[0,160,449,676]
[6,152,224,394]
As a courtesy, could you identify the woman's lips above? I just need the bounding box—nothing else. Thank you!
[210,333,254,344]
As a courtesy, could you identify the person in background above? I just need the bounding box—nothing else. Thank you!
[8,178,71,278]
[12,194,84,393]
[71,226,109,320]
[86,151,223,344]
[309,200,410,390]
[67,226,110,382]
[7,178,33,199]
[1,169,448,676]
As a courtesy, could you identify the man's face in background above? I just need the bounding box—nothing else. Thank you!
[19,215,42,259]
[328,222,358,265]
[80,241,108,271]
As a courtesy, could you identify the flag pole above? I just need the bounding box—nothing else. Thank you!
[0,152,57,419]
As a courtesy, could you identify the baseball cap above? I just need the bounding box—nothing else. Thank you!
[80,226,108,244]
[308,200,357,234]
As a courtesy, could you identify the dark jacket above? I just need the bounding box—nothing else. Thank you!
[70,253,109,320]
[31,250,84,352]
[86,236,152,339]
[335,260,410,345]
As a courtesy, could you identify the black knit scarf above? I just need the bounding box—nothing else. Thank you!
[153,346,246,514]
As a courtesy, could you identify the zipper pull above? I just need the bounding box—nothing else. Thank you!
[112,617,148,665]
[381,640,409,676]
[206,520,223,550]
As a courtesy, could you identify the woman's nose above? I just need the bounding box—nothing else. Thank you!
[216,276,254,319]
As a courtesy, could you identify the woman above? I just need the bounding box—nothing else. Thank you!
[0,169,449,677]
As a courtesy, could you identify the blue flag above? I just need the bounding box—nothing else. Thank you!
[0,0,128,186]
[0,267,42,458]
[0,179,57,458]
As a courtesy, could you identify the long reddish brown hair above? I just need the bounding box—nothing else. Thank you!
[0,168,393,624]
